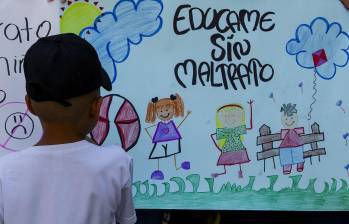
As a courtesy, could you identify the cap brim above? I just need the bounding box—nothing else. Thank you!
[100,68,112,91]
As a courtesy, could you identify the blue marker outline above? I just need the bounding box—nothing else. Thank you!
[80,0,163,83]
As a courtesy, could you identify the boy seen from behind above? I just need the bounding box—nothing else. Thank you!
[0,33,136,224]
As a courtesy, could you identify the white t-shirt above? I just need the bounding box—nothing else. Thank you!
[0,140,137,224]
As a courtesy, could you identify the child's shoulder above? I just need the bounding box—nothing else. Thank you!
[88,144,133,185]
[96,144,133,165]
[0,151,23,163]
[0,143,132,175]
[0,149,32,175]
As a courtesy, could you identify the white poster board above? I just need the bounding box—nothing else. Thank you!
[1,0,349,211]
[0,0,59,155]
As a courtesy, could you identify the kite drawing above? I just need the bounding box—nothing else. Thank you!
[90,94,141,151]
[286,17,349,120]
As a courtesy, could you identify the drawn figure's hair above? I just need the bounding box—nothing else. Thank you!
[145,93,184,123]
[216,104,245,148]
[280,103,297,116]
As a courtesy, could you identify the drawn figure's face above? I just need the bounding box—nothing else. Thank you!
[156,104,174,122]
[5,112,34,139]
[220,108,243,128]
[0,102,41,152]
[281,113,298,129]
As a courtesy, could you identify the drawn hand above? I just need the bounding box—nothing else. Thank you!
[247,99,254,105]
[341,0,349,10]
[47,0,67,3]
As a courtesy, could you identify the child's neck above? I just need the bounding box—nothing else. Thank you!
[36,124,86,146]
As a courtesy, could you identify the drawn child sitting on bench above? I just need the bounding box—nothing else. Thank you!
[279,103,305,175]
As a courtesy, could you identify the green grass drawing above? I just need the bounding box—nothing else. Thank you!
[133,175,349,210]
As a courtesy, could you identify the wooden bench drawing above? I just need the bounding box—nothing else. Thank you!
[256,123,326,172]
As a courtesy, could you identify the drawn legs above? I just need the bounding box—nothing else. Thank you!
[297,162,304,172]
[282,162,304,174]
[172,140,190,171]
[211,166,227,178]
[292,146,305,172]
[280,147,305,175]
[212,165,245,178]
[283,164,292,175]
[150,144,164,180]
[173,154,180,170]
[238,164,243,178]
[150,140,190,180]
[151,157,164,180]
[282,163,304,174]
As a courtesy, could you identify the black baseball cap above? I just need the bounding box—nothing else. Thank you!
[24,33,112,107]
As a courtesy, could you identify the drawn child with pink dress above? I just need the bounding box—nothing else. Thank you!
[279,103,305,175]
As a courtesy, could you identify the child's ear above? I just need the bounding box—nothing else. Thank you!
[25,95,37,116]
[90,96,103,120]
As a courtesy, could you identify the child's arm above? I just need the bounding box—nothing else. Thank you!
[246,99,254,130]
[144,124,157,140]
[210,133,222,152]
[116,160,137,224]
[117,185,137,224]
[177,110,192,128]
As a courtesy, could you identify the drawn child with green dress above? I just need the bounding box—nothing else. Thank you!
[211,100,254,178]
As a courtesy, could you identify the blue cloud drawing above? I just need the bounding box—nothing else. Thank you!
[286,17,349,80]
[80,0,163,83]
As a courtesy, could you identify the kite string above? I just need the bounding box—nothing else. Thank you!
[307,71,317,121]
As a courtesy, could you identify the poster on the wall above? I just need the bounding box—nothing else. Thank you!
[1,0,349,211]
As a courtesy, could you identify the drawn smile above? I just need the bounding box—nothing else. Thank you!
[160,113,170,119]
[286,121,295,126]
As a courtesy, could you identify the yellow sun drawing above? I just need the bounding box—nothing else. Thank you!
[60,0,104,35]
